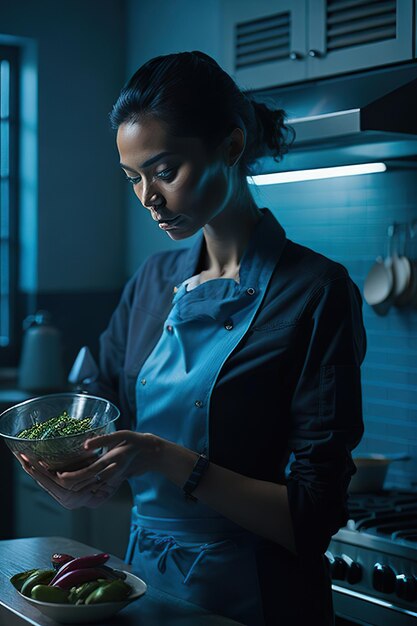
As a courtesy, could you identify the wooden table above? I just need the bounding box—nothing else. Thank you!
[0,537,244,625]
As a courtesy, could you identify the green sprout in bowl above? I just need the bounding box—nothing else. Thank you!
[17,411,93,440]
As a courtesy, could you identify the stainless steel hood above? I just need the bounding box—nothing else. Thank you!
[251,63,417,172]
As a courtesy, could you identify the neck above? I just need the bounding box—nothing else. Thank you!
[201,198,263,275]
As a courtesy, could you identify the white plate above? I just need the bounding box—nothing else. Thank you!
[16,570,147,624]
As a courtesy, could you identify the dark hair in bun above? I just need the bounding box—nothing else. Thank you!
[109,50,294,179]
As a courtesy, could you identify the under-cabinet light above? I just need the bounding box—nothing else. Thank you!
[248,162,387,185]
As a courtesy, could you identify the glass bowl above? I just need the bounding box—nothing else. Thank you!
[0,393,120,471]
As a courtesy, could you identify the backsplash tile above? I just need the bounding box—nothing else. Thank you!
[254,168,417,490]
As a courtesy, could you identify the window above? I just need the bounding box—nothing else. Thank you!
[0,45,19,359]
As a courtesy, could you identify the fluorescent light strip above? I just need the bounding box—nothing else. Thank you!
[248,162,387,185]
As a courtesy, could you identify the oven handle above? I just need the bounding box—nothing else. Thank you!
[332,584,417,619]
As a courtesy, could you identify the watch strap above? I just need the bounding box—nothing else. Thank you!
[182,453,209,502]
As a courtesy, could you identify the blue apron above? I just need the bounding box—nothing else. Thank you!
[125,249,277,626]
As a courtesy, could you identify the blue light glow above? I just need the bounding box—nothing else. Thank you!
[0,59,10,346]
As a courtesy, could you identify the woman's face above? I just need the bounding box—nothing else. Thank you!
[117,116,237,240]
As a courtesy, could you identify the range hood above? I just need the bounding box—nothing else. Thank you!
[251,63,417,173]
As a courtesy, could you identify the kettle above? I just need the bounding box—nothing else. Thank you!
[18,310,66,392]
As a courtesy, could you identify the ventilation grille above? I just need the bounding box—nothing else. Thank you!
[327,0,397,52]
[234,12,290,70]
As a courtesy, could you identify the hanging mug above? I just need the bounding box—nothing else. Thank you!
[364,224,397,315]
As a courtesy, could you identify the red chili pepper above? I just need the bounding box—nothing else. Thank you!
[49,553,110,586]
[51,553,74,571]
[50,567,112,589]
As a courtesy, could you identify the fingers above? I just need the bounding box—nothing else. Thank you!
[14,453,53,477]
[56,449,120,484]
[24,461,106,508]
[56,463,99,482]
[13,432,139,498]
[12,451,25,467]
[13,451,112,509]
[84,431,131,451]
[91,462,119,487]
[13,451,28,466]
[53,446,116,482]
[13,452,36,475]
[55,434,135,490]
[59,462,119,492]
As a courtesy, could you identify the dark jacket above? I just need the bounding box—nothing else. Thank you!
[86,208,366,625]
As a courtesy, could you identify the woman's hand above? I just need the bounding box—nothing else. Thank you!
[57,430,162,493]
[13,452,113,510]
[13,430,163,510]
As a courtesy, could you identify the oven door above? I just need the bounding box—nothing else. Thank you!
[333,584,417,626]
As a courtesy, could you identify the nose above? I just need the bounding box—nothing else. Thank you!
[146,194,160,208]
[141,191,165,222]
[140,183,163,211]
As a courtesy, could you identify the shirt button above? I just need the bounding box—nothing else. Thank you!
[224,320,233,331]
[195,400,203,408]
[246,287,256,296]
[166,324,174,333]
[140,378,147,385]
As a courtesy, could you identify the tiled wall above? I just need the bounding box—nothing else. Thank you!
[253,167,417,490]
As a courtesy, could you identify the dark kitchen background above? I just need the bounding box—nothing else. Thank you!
[1,2,417,624]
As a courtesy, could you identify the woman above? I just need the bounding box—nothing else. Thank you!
[16,51,366,625]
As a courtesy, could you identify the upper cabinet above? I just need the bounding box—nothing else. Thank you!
[220,0,414,90]
[220,0,308,89]
[308,0,413,79]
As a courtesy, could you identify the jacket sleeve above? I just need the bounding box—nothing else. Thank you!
[83,269,140,429]
[286,270,366,556]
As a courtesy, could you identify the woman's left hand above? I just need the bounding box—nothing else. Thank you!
[54,430,163,493]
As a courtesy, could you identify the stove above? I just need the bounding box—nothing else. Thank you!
[328,491,417,625]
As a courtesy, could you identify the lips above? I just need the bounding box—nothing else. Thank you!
[158,215,180,225]
[158,215,183,230]
[150,209,176,224]
[158,217,175,223]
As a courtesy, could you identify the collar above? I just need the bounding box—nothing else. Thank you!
[175,208,287,289]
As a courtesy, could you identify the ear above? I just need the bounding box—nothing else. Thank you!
[227,127,246,167]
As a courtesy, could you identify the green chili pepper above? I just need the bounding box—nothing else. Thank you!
[31,584,69,603]
[10,569,38,592]
[20,569,56,597]
[68,580,101,604]
[84,579,132,604]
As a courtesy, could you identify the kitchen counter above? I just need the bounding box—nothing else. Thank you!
[0,368,31,403]
[0,536,244,625]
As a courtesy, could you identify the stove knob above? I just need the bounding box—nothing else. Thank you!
[341,554,362,584]
[326,552,347,580]
[373,563,396,594]
[396,574,417,602]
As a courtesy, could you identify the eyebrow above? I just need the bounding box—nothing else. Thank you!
[120,151,177,173]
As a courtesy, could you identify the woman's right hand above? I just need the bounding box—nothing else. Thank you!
[13,452,113,510]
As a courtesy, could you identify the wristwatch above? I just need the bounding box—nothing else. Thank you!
[182,453,210,502]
